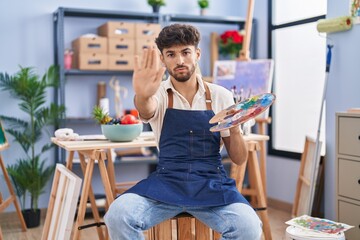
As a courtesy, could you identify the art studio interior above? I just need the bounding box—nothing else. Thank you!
[0,0,359,239]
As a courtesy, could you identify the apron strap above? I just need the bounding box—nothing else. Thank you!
[167,81,212,110]
[167,88,174,108]
[204,82,212,111]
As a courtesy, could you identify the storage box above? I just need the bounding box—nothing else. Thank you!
[98,22,135,38]
[72,37,107,53]
[135,23,161,39]
[73,53,108,70]
[108,54,134,71]
[108,38,135,54]
[136,38,157,55]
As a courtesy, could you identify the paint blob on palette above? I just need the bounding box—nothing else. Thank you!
[209,93,276,132]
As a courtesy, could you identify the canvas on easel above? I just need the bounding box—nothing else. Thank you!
[292,136,322,217]
[41,164,82,240]
[0,119,27,236]
[213,59,274,119]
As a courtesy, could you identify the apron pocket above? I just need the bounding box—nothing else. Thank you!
[189,130,216,157]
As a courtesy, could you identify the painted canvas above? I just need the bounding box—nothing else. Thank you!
[0,120,8,150]
[213,59,274,119]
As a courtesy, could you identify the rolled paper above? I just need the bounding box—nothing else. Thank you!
[99,97,110,115]
[317,16,352,33]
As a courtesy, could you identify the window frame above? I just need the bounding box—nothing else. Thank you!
[267,0,326,159]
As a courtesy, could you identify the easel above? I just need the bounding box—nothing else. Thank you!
[207,0,272,196]
[0,122,27,237]
[232,2,272,238]
[239,0,272,197]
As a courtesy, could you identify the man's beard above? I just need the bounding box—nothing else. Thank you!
[168,64,196,82]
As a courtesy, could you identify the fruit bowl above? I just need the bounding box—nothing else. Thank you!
[101,123,143,142]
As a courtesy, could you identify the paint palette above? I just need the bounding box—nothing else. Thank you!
[209,93,276,132]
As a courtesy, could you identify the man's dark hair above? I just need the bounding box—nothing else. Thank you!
[155,24,201,53]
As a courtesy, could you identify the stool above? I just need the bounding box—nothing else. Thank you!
[148,212,221,240]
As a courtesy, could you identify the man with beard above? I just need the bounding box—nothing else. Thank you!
[104,24,262,240]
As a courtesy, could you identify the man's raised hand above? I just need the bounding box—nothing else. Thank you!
[133,48,166,99]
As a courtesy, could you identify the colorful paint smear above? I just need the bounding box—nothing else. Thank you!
[210,93,275,132]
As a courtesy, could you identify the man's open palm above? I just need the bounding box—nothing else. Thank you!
[133,48,166,99]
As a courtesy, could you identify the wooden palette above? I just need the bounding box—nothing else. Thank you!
[209,93,276,132]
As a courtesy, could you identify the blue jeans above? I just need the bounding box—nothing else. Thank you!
[104,193,262,240]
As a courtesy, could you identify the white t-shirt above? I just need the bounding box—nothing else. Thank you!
[143,76,235,145]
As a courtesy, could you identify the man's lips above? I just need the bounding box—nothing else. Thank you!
[175,67,187,72]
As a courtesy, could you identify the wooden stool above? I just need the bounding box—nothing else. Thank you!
[148,212,221,240]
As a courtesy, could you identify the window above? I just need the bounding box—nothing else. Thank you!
[269,0,327,158]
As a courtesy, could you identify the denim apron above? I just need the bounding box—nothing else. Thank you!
[125,83,248,207]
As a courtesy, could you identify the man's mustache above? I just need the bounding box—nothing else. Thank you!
[174,65,187,70]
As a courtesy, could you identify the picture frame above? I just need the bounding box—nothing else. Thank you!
[0,119,9,151]
[213,59,274,119]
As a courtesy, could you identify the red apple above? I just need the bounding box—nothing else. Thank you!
[121,114,139,124]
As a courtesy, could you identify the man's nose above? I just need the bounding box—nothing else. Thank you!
[175,55,185,65]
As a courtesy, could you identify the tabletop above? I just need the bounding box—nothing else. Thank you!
[51,132,269,152]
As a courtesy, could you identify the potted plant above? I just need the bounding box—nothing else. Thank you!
[0,66,65,228]
[147,0,165,13]
[198,0,209,15]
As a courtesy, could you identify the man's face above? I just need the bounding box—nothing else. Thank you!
[160,45,200,82]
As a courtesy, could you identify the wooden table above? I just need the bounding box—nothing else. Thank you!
[52,133,269,240]
[52,133,157,240]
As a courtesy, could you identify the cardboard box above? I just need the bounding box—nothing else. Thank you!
[72,37,107,53]
[98,22,135,38]
[73,53,108,70]
[135,38,157,55]
[135,23,161,39]
[108,38,135,54]
[108,54,134,71]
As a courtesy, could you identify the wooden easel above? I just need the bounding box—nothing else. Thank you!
[233,1,272,239]
[0,122,27,237]
[208,0,272,195]
[239,0,272,196]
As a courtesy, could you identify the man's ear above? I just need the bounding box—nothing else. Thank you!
[196,48,201,62]
[160,53,164,63]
